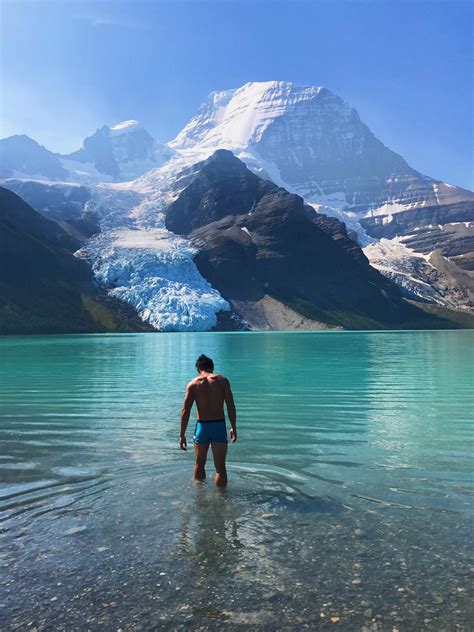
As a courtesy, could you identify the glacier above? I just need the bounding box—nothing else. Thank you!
[71,158,233,331]
[3,80,473,328]
[81,225,229,331]
[74,160,232,331]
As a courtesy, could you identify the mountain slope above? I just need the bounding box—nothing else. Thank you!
[168,80,474,309]
[165,150,461,330]
[3,179,99,240]
[0,187,154,334]
[169,81,471,211]
[2,80,472,325]
[0,135,69,181]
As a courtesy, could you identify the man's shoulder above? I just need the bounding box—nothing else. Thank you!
[188,374,229,387]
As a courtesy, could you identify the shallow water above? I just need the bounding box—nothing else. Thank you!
[0,331,473,631]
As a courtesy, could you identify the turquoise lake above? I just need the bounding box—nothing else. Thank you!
[1,331,473,631]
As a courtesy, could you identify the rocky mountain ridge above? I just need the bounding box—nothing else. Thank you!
[164,150,462,329]
[1,80,473,326]
[166,81,474,310]
[0,120,172,184]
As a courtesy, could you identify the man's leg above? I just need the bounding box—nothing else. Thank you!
[194,443,209,481]
[211,442,228,487]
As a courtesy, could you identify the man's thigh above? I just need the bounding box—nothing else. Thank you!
[210,442,227,470]
[194,442,210,462]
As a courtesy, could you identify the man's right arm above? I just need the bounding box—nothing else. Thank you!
[224,378,237,443]
[180,382,195,450]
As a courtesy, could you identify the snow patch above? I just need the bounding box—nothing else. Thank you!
[110,120,141,136]
[363,237,443,302]
[61,158,115,183]
[363,201,412,218]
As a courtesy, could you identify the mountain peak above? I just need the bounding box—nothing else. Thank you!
[62,119,173,182]
[169,80,342,152]
[3,134,47,148]
[168,79,420,207]
[0,134,69,181]
[207,148,240,162]
[239,79,325,92]
[110,120,142,136]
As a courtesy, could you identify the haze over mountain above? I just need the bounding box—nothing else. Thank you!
[0,135,69,181]
[0,120,172,184]
[1,80,473,331]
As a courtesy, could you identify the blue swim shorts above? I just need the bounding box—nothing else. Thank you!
[193,419,228,445]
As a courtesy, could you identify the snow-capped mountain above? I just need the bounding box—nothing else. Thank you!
[170,81,472,219]
[1,81,473,330]
[62,120,173,182]
[168,81,474,310]
[164,149,439,330]
[0,121,173,184]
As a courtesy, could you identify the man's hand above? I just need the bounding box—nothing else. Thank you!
[179,435,187,451]
[230,428,237,443]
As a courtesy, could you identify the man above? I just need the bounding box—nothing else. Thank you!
[180,354,237,487]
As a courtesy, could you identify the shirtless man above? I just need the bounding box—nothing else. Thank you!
[180,354,237,487]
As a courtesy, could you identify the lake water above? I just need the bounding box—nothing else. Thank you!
[1,331,473,631]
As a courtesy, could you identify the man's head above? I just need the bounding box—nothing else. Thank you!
[195,354,214,373]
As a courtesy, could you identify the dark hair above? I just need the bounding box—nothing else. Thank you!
[195,354,214,372]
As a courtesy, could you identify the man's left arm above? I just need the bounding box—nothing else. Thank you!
[223,378,237,443]
[180,383,195,450]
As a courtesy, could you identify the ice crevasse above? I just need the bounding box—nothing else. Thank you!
[81,226,229,332]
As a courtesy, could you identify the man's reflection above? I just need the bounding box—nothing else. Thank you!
[179,484,242,578]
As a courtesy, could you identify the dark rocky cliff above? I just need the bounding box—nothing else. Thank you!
[165,151,457,329]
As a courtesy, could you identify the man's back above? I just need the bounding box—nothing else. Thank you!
[191,373,227,421]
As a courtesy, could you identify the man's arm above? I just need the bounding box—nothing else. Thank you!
[180,382,195,450]
[224,378,237,443]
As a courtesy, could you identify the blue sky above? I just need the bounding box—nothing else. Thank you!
[1,0,472,188]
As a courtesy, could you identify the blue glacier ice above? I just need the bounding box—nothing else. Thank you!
[68,155,231,331]
[82,226,229,331]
